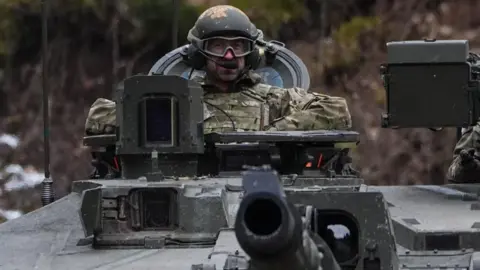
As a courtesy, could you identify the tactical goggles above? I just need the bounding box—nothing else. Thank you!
[203,36,254,57]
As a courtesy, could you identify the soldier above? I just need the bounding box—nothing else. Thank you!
[85,5,353,178]
[446,53,480,183]
[85,5,352,136]
[446,125,480,183]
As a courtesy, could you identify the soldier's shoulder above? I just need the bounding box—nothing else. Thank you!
[87,98,116,120]
[259,84,348,100]
[250,83,310,95]
[85,98,116,134]
[190,72,207,85]
[460,122,480,136]
[90,98,115,109]
[247,83,285,97]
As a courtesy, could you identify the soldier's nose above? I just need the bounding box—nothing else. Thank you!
[223,50,234,60]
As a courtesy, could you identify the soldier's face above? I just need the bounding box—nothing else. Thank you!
[206,51,245,81]
[204,37,251,82]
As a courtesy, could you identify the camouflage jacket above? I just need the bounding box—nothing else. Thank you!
[446,124,480,183]
[85,72,352,135]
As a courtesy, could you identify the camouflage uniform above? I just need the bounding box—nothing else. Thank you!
[445,52,480,183]
[85,72,352,135]
[446,124,480,183]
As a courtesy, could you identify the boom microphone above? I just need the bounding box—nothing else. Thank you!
[214,59,238,69]
[200,51,239,69]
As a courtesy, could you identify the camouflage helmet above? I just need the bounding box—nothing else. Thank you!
[187,5,260,43]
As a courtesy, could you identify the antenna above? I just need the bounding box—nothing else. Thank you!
[41,0,54,206]
[318,0,327,70]
[172,0,179,49]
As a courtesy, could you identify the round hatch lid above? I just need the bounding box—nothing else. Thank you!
[149,43,311,90]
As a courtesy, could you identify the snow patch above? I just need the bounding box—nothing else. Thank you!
[0,134,20,148]
[3,164,44,191]
[0,133,40,223]
[0,209,22,220]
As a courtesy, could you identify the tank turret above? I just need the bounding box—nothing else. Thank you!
[83,74,361,181]
[76,74,365,252]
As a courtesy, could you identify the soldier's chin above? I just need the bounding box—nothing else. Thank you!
[217,72,239,81]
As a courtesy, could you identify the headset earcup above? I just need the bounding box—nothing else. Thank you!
[183,44,206,70]
[246,47,262,70]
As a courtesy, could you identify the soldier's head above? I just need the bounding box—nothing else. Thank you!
[187,5,261,83]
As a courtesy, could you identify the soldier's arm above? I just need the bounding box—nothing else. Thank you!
[85,98,117,135]
[265,87,352,131]
[446,124,480,183]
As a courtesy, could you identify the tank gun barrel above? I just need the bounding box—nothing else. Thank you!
[234,166,326,270]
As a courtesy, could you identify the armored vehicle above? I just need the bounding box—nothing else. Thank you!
[2,38,480,270]
[2,1,480,268]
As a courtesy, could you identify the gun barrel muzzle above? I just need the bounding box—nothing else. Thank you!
[235,191,302,259]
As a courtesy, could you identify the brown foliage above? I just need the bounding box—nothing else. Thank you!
[288,0,478,185]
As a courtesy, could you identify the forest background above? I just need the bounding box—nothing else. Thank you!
[0,0,475,222]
